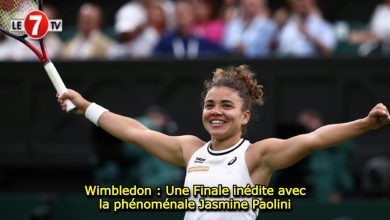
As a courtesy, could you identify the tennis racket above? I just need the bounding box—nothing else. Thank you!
[0,0,75,112]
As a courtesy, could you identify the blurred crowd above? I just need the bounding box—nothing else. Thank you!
[1,0,390,61]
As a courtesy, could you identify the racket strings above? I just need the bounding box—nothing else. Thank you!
[0,0,39,35]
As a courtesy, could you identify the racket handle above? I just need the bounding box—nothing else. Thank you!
[44,61,76,112]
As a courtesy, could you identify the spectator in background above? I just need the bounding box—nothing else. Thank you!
[223,0,276,58]
[12,5,63,61]
[117,0,176,31]
[153,0,229,59]
[191,0,225,45]
[273,7,290,30]
[148,2,168,35]
[270,7,290,52]
[61,3,113,60]
[158,0,176,32]
[349,0,390,56]
[275,0,337,57]
[370,0,390,47]
[110,0,162,59]
[221,0,240,22]
[120,106,182,187]
[297,109,355,203]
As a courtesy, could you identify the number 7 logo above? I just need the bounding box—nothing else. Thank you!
[24,10,49,39]
[29,15,43,36]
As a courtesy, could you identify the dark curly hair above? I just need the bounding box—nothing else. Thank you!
[202,65,264,110]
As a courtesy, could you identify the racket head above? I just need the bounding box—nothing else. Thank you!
[0,0,47,62]
[0,0,41,36]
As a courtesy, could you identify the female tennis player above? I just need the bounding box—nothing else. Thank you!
[58,65,389,220]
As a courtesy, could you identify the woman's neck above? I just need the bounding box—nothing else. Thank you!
[210,135,242,151]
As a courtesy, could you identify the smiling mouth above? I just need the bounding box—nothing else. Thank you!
[210,120,226,127]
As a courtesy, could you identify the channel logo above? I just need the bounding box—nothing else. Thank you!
[10,10,62,39]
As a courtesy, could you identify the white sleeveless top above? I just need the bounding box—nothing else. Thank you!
[184,139,258,220]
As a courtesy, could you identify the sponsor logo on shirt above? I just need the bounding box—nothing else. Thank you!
[194,157,206,164]
[228,157,237,165]
[188,166,209,173]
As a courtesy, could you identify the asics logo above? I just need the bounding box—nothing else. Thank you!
[228,157,237,165]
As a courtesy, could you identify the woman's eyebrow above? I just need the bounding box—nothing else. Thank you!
[221,100,234,104]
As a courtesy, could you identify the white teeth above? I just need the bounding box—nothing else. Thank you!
[211,120,225,125]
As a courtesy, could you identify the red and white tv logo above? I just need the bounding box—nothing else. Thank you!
[11,10,62,39]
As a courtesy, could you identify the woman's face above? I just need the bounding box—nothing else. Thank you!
[202,86,250,140]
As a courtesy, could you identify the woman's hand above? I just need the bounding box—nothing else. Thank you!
[364,103,390,130]
[57,89,91,115]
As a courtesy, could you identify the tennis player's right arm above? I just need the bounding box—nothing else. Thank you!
[58,90,203,167]
[99,113,203,166]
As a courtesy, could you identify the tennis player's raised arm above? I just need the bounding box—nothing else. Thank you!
[58,89,204,167]
[259,103,390,170]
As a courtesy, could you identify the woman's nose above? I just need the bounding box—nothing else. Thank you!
[211,110,222,116]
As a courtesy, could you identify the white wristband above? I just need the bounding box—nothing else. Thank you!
[85,103,109,126]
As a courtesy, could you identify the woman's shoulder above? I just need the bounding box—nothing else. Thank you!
[252,137,283,145]
[178,135,205,147]
[178,135,206,166]
[248,138,284,154]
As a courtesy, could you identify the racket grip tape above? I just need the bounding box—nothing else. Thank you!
[44,61,76,112]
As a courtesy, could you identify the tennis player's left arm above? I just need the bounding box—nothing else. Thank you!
[261,103,390,170]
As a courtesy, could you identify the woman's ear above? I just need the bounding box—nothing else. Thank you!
[242,111,250,125]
